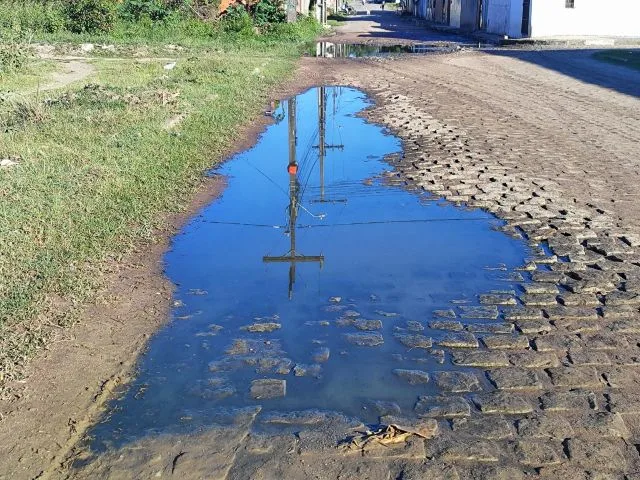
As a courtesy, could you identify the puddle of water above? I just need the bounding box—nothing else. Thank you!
[87,86,531,451]
[308,42,456,58]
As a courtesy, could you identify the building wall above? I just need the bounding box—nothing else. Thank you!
[529,0,640,38]
[450,0,479,29]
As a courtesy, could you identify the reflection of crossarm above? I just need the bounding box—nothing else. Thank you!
[263,254,324,264]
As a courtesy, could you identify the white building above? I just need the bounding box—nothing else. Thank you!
[413,0,640,39]
[483,0,640,38]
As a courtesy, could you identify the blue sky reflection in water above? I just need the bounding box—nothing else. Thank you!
[89,87,531,449]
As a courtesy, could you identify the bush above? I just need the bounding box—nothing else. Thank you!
[221,4,254,34]
[0,1,66,33]
[0,32,31,77]
[63,0,117,33]
[120,0,175,22]
[253,0,285,26]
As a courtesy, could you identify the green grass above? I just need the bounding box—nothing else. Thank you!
[0,12,321,389]
[593,49,640,72]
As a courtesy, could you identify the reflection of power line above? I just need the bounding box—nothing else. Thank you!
[312,86,346,205]
[208,217,492,228]
[262,97,324,300]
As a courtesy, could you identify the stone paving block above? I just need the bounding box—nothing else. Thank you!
[512,439,565,467]
[601,305,640,320]
[466,323,514,334]
[516,413,574,438]
[458,305,499,320]
[605,291,640,306]
[531,271,566,283]
[504,307,544,321]
[580,333,629,351]
[433,309,457,319]
[536,465,600,480]
[437,332,479,349]
[452,351,510,368]
[608,319,640,334]
[393,369,430,385]
[430,320,464,331]
[515,319,553,334]
[508,351,560,368]
[570,412,630,439]
[523,283,560,295]
[415,396,471,418]
[434,371,482,393]
[553,319,601,334]
[450,416,514,440]
[545,306,599,321]
[486,368,543,391]
[567,350,611,366]
[479,294,517,306]
[608,393,640,414]
[559,293,602,307]
[250,379,286,399]
[563,279,615,294]
[602,366,640,389]
[393,333,431,349]
[566,438,629,471]
[482,335,530,350]
[426,437,500,463]
[609,351,640,366]
[472,391,534,415]
[520,294,559,306]
[533,334,584,352]
[547,366,603,389]
[540,390,597,411]
[399,461,459,480]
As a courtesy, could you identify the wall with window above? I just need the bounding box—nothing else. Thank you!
[529,0,640,37]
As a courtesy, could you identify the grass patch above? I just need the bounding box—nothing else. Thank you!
[593,49,640,72]
[0,15,321,390]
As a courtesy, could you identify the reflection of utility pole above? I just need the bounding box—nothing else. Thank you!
[263,98,324,300]
[312,86,346,204]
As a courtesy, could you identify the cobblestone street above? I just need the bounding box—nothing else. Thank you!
[318,45,640,478]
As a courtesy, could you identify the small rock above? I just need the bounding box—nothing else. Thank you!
[250,379,286,399]
[394,333,432,349]
[312,347,330,363]
[353,319,383,331]
[344,333,384,346]
[393,369,430,385]
[80,43,94,52]
[434,371,481,393]
[241,322,281,333]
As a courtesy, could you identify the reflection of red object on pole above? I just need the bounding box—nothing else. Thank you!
[287,164,298,175]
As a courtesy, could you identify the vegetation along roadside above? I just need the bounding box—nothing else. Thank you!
[0,0,322,394]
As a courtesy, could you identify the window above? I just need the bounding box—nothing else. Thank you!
[565,0,575,8]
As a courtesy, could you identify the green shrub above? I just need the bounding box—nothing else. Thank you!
[221,4,254,34]
[120,0,173,21]
[253,0,285,26]
[0,31,31,77]
[63,0,117,33]
[0,1,66,33]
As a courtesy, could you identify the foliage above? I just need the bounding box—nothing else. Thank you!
[0,31,32,77]
[119,0,181,22]
[221,4,254,34]
[253,0,285,26]
[62,0,117,33]
[0,1,66,33]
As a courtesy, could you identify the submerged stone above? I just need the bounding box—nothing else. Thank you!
[394,333,432,349]
[344,332,384,346]
[241,322,281,333]
[312,347,330,363]
[434,371,481,393]
[393,369,430,385]
[364,400,401,416]
[250,379,286,399]
[458,305,499,319]
[353,319,383,331]
[293,364,322,378]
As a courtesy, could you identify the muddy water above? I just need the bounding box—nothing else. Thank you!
[88,87,531,450]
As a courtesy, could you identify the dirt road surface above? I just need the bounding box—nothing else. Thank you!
[2,10,640,479]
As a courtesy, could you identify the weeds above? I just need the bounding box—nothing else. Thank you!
[0,31,32,77]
